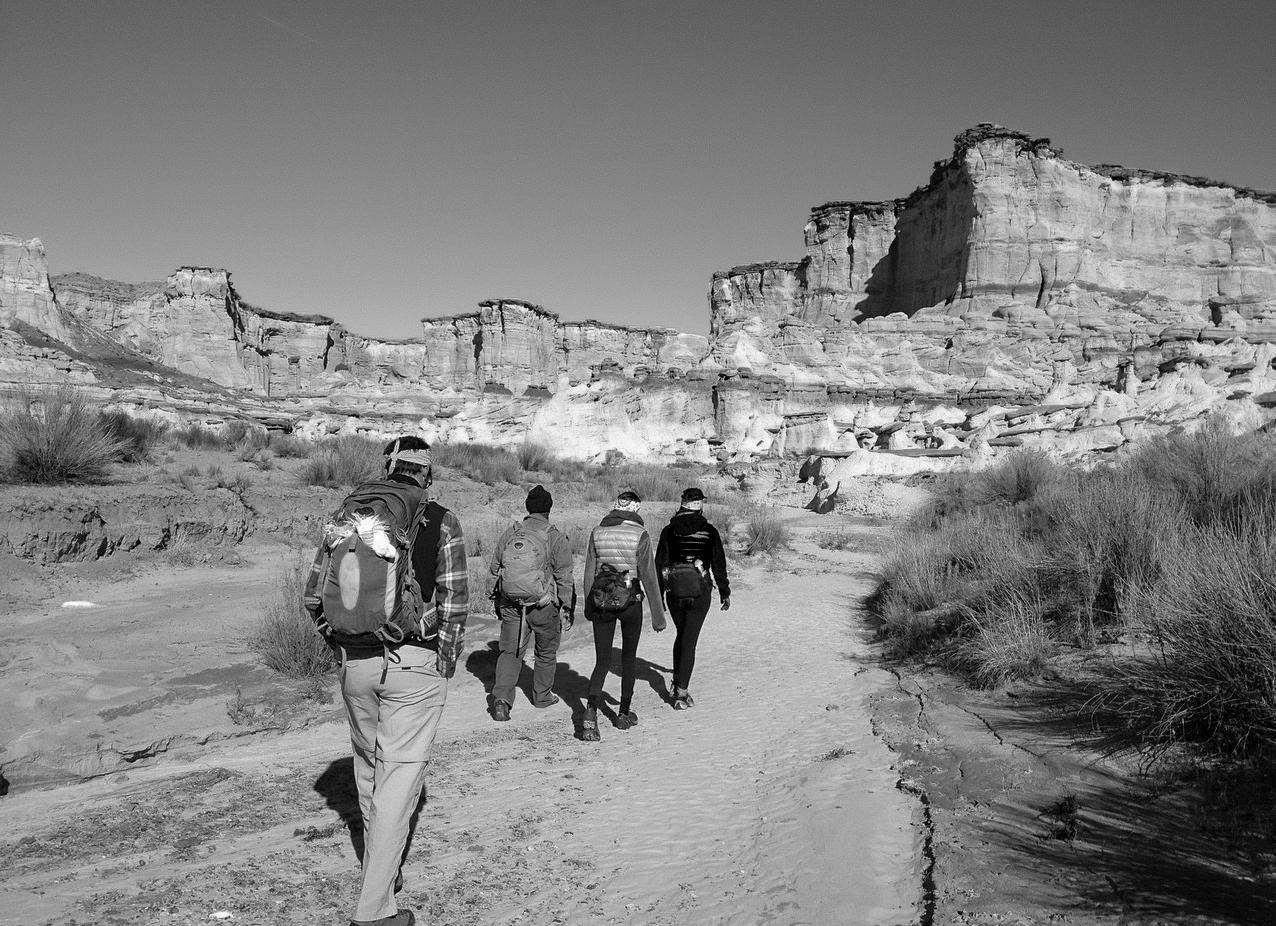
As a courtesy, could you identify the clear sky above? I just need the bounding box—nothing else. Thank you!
[3,1,1273,339]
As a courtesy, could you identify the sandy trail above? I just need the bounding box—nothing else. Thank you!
[0,510,922,925]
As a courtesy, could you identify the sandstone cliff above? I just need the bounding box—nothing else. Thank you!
[710,125,1276,457]
[5,124,1275,464]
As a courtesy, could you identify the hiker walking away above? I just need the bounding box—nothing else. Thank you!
[303,435,467,926]
[655,487,730,710]
[581,490,666,741]
[489,485,576,721]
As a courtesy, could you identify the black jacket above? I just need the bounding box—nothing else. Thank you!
[655,509,730,599]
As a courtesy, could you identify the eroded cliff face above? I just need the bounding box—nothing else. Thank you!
[710,125,1276,458]
[25,249,714,458]
[5,125,1275,464]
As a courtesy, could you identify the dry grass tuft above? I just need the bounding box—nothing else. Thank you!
[0,387,126,483]
[249,553,335,679]
[298,435,384,488]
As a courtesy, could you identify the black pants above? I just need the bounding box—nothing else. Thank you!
[588,601,643,709]
[667,590,712,690]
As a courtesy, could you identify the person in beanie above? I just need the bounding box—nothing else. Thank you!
[656,487,730,710]
[489,485,576,721]
[581,490,666,740]
[305,434,468,926]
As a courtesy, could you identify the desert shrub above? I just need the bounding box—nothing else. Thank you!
[1031,470,1181,640]
[579,462,699,504]
[269,433,312,458]
[0,387,126,483]
[249,554,334,678]
[517,442,553,473]
[432,442,521,485]
[968,449,1063,508]
[742,506,790,556]
[173,422,225,450]
[1097,517,1276,758]
[205,463,223,480]
[815,527,855,551]
[873,508,1042,660]
[221,419,255,447]
[99,410,170,463]
[299,435,384,488]
[953,588,1054,687]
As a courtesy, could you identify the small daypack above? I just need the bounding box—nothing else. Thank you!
[310,479,425,644]
[498,523,556,607]
[590,563,638,613]
[667,559,709,602]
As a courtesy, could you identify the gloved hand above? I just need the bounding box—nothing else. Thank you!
[561,609,575,634]
[436,654,457,679]
[721,596,731,612]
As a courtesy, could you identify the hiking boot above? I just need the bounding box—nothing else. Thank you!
[350,910,414,926]
[614,710,639,730]
[532,694,561,708]
[581,707,601,742]
[492,700,511,722]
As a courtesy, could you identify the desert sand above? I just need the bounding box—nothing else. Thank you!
[2,473,1270,926]
[0,490,926,926]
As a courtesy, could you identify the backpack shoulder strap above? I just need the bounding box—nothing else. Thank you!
[411,501,446,602]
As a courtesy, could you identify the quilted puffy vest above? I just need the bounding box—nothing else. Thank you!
[592,520,645,574]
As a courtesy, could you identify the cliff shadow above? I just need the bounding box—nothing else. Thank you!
[850,182,976,321]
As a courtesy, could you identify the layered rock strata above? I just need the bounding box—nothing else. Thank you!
[711,125,1276,456]
[4,124,1275,463]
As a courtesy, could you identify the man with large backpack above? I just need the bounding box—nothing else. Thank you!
[580,489,666,741]
[655,487,730,711]
[489,485,575,722]
[303,435,467,926]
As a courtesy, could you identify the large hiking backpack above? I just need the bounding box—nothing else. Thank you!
[590,563,638,613]
[498,523,555,607]
[309,479,425,644]
[667,559,709,602]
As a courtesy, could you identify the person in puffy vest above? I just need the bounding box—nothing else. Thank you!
[655,487,730,711]
[306,435,468,926]
[488,485,576,722]
[580,489,666,740]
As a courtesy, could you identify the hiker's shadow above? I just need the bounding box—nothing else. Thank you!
[314,758,363,861]
[313,757,426,869]
[465,639,539,711]
[552,644,672,733]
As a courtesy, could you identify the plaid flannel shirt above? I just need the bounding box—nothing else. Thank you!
[420,508,468,672]
[303,504,469,674]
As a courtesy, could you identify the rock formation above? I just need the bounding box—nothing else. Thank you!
[710,125,1276,458]
[3,124,1274,463]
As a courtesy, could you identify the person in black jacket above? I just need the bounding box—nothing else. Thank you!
[655,487,730,710]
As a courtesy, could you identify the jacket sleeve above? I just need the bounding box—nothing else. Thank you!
[636,531,666,625]
[709,525,730,599]
[434,511,469,667]
[490,524,513,577]
[654,526,670,596]
[550,527,575,608]
[582,529,597,596]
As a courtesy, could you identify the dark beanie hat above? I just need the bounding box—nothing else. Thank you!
[680,487,706,503]
[526,485,553,514]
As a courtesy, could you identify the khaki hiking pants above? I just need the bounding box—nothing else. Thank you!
[341,643,448,923]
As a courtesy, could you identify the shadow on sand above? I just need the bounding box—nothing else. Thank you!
[465,638,672,738]
[314,756,428,871]
[987,679,1275,923]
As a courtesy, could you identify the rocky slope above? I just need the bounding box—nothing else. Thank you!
[4,124,1274,461]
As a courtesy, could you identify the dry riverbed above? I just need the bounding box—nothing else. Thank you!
[1,478,1269,925]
